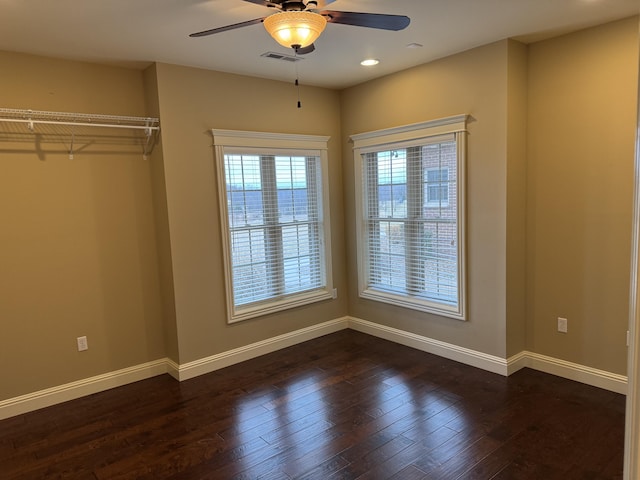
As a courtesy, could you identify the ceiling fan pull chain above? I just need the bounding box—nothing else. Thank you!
[294,48,302,108]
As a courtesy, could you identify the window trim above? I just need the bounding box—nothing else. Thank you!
[351,115,468,321]
[212,129,333,324]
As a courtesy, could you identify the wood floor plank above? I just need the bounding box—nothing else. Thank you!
[0,330,625,479]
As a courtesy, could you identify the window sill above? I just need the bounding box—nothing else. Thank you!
[229,288,334,323]
[360,288,465,321]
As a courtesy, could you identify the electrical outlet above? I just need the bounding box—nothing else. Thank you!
[77,336,89,352]
[557,317,568,334]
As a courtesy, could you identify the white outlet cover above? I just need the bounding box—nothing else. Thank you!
[77,336,88,351]
[557,317,568,333]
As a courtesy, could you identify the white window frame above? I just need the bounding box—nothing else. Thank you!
[351,115,468,320]
[212,129,333,323]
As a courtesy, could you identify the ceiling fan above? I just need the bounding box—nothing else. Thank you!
[190,0,411,55]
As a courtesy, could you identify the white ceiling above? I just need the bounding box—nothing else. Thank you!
[0,0,637,89]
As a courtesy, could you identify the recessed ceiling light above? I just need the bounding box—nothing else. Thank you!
[406,43,423,49]
[360,59,380,66]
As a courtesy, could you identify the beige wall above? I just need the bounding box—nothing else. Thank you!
[341,40,512,358]
[0,53,347,401]
[506,40,529,357]
[143,65,179,362]
[526,17,639,374]
[340,17,638,371]
[153,63,347,364]
[0,52,165,400]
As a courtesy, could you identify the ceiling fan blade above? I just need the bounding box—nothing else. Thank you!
[306,0,337,8]
[321,11,410,31]
[241,0,337,7]
[242,0,281,7]
[189,17,266,37]
[295,43,315,55]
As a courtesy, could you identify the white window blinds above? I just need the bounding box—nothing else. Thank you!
[225,154,322,305]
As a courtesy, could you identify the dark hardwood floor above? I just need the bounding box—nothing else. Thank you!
[0,330,626,479]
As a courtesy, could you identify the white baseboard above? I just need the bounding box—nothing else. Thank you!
[174,317,350,381]
[348,317,627,394]
[0,359,167,420]
[0,315,627,420]
[347,317,511,375]
[0,318,349,419]
[523,351,627,395]
[506,350,530,375]
[166,358,181,381]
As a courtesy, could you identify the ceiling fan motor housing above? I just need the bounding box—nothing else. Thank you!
[280,1,308,11]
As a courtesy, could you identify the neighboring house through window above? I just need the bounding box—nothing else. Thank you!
[212,129,333,323]
[351,115,468,320]
[426,167,449,207]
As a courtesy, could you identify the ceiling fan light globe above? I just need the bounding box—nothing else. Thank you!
[277,29,292,43]
[263,11,327,49]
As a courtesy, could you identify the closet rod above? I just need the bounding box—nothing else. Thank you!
[0,117,160,133]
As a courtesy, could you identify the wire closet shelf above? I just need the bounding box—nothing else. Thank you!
[0,108,160,159]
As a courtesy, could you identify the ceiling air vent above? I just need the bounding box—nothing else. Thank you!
[260,51,303,62]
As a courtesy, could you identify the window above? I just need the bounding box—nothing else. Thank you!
[212,129,333,323]
[426,167,449,207]
[352,115,468,320]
